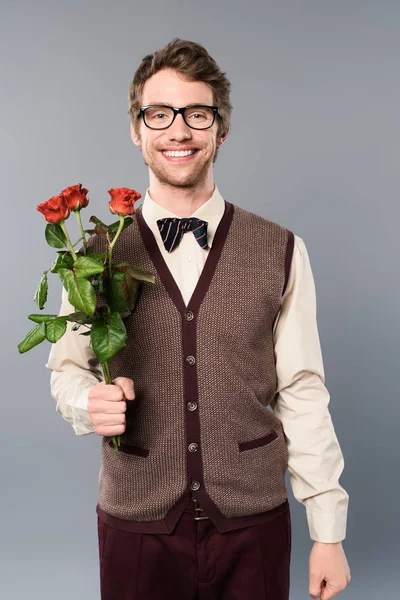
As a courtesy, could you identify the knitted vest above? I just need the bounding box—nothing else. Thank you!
[91,200,295,533]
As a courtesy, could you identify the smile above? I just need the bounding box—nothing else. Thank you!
[161,150,198,162]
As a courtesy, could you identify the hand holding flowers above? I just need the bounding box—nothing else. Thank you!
[18,184,156,452]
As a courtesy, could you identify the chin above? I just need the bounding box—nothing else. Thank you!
[161,176,199,188]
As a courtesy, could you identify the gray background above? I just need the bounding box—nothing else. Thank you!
[2,0,399,598]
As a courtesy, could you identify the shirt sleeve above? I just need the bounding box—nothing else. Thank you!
[45,286,104,436]
[271,234,349,543]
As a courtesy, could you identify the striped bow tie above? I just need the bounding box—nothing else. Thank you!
[156,217,209,253]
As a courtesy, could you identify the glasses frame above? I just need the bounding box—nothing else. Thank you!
[137,105,221,130]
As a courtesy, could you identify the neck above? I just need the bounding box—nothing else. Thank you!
[148,173,215,217]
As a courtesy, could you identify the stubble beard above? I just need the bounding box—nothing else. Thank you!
[142,146,216,189]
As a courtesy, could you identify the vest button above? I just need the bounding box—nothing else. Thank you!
[185,311,194,321]
[187,401,198,411]
[190,481,200,491]
[186,355,196,366]
[188,443,198,453]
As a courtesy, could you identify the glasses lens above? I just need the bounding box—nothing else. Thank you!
[143,106,215,129]
[184,106,214,129]
[144,106,174,129]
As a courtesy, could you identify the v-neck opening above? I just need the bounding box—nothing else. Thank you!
[135,200,234,315]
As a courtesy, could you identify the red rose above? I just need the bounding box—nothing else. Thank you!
[108,188,141,216]
[61,183,89,211]
[37,194,71,224]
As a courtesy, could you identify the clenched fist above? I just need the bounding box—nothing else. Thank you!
[87,376,135,436]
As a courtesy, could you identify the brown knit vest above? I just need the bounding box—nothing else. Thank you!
[90,199,295,533]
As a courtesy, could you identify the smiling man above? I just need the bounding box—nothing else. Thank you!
[46,38,351,600]
[130,69,227,215]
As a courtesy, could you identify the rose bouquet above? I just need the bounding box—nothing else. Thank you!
[18,184,156,452]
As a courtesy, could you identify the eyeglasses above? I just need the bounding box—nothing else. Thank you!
[138,105,221,130]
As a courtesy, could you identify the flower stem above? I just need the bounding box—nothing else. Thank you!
[101,359,120,452]
[74,210,87,255]
[108,215,125,277]
[59,220,78,262]
[98,215,125,452]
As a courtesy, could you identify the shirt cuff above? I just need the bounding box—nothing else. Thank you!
[306,506,348,543]
[67,380,96,436]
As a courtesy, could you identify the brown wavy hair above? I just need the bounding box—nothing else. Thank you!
[127,38,232,162]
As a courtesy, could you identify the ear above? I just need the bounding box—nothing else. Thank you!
[130,121,142,147]
[218,125,230,147]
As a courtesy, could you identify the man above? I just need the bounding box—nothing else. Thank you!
[46,38,351,599]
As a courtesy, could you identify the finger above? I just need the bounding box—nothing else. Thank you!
[309,580,324,599]
[95,423,126,436]
[89,399,127,414]
[90,382,125,402]
[320,581,336,600]
[90,411,126,427]
[113,377,135,400]
[321,579,348,600]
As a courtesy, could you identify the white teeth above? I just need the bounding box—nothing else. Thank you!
[162,150,196,157]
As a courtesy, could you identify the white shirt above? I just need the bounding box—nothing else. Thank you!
[45,183,349,543]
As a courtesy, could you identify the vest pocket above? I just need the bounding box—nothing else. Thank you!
[107,439,149,457]
[238,429,278,452]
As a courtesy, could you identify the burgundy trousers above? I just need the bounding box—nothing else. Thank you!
[97,504,291,600]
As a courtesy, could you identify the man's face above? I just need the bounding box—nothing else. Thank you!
[130,68,228,189]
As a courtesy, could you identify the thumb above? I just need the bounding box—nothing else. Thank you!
[319,581,335,600]
[113,376,135,400]
[309,576,323,599]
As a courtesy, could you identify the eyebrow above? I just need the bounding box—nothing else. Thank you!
[147,102,209,107]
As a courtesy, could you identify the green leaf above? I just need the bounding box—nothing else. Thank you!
[66,312,95,324]
[89,253,106,261]
[50,252,74,273]
[34,272,48,309]
[89,215,108,237]
[45,316,68,343]
[59,269,97,315]
[28,314,57,323]
[74,255,105,279]
[109,270,129,312]
[125,271,141,311]
[77,245,96,256]
[58,268,71,291]
[108,217,133,235]
[89,215,107,228]
[124,264,156,284]
[113,262,130,268]
[113,262,155,284]
[111,265,142,310]
[18,322,46,353]
[90,312,127,362]
[45,223,67,248]
[95,276,106,295]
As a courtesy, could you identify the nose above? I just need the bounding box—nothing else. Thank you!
[167,113,192,141]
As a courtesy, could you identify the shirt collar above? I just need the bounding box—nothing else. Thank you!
[140,183,225,248]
